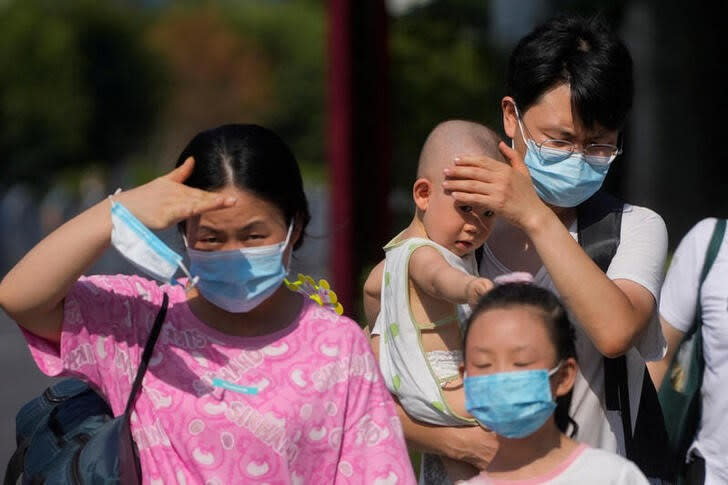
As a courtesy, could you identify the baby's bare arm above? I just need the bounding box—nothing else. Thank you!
[363,260,385,332]
[409,246,492,306]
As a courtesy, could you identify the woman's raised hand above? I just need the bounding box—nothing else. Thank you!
[442,141,547,232]
[115,157,237,230]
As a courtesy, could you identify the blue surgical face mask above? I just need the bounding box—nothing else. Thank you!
[517,118,609,208]
[186,224,294,313]
[110,198,195,285]
[464,362,562,439]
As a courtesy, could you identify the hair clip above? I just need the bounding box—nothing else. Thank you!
[284,273,344,315]
[493,271,534,286]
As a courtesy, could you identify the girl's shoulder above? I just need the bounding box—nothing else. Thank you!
[566,447,648,483]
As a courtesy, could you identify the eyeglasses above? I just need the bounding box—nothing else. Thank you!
[516,110,622,167]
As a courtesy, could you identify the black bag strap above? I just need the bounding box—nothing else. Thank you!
[3,438,28,485]
[687,218,725,340]
[124,293,169,417]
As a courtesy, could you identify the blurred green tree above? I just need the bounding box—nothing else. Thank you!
[146,0,325,178]
[0,0,165,189]
[388,0,505,222]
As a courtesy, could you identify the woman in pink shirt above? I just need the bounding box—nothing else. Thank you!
[0,124,416,484]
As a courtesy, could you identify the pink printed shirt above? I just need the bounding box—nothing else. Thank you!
[22,275,416,484]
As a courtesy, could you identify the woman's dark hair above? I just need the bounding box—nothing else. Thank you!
[506,15,633,131]
[464,283,579,437]
[175,124,310,250]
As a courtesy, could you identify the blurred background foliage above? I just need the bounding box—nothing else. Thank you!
[0,0,506,198]
[0,0,328,193]
[389,0,503,193]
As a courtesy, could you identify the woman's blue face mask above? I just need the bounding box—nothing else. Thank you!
[464,362,562,439]
[110,198,293,313]
[186,224,294,313]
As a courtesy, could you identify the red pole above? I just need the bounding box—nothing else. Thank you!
[327,0,354,313]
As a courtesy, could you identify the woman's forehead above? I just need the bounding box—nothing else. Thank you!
[192,186,286,230]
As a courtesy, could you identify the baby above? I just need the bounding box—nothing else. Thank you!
[366,120,505,482]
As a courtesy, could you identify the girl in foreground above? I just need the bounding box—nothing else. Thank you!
[0,124,415,484]
[460,283,648,484]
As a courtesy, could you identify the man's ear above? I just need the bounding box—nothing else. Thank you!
[502,96,518,140]
[413,177,432,211]
[553,357,578,399]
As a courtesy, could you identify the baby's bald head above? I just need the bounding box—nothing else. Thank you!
[417,120,504,183]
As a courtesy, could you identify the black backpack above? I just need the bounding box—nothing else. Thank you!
[4,293,168,485]
[577,191,673,483]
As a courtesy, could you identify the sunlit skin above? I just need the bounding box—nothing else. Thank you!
[184,184,304,338]
[464,306,579,479]
[412,179,493,258]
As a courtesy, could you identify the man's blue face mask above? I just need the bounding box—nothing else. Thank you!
[514,107,610,208]
[464,362,562,439]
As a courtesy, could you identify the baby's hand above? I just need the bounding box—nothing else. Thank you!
[466,277,494,306]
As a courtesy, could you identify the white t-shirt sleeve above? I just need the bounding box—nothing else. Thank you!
[606,204,668,360]
[659,218,718,332]
[606,204,668,299]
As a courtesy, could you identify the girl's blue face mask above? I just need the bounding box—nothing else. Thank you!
[464,362,562,439]
[186,224,294,313]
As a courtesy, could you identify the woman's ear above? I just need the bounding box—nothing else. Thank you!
[553,357,578,398]
[413,178,432,212]
[291,213,305,248]
[502,96,518,140]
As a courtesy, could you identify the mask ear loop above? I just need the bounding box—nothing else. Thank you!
[548,360,564,377]
[282,222,295,271]
[179,233,200,288]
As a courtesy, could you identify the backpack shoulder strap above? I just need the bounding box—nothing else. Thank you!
[576,192,633,454]
[576,190,623,269]
[701,219,725,282]
[124,293,168,416]
[692,218,725,331]
[3,438,28,485]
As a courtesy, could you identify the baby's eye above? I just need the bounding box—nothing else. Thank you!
[484,210,494,217]
[459,205,473,213]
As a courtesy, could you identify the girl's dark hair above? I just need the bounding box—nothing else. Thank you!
[175,124,310,250]
[464,283,579,437]
[506,15,633,131]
